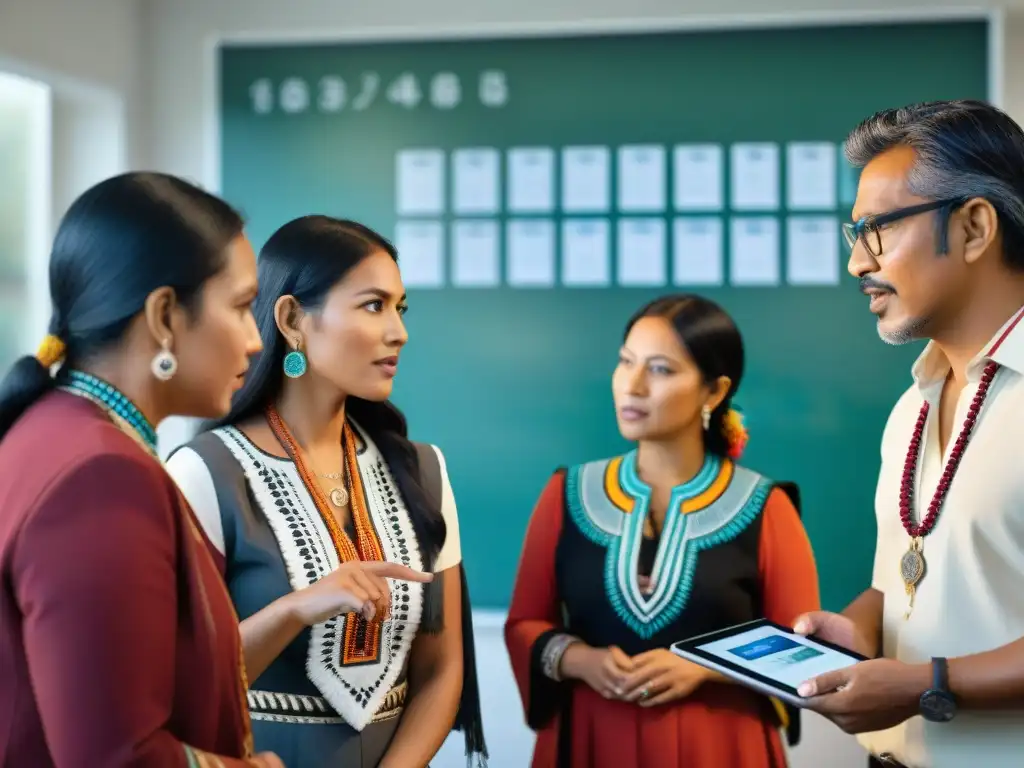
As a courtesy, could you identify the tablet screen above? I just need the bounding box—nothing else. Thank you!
[692,623,860,693]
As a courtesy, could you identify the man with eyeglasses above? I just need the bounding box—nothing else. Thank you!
[791,100,1024,768]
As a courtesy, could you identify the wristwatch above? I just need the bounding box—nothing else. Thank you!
[919,656,957,722]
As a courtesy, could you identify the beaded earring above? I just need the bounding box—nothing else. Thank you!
[700,404,711,431]
[151,339,178,382]
[282,339,308,378]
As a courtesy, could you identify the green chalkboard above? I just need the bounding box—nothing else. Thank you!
[218,20,988,611]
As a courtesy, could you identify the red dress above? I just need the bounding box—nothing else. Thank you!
[0,392,254,767]
[505,452,820,768]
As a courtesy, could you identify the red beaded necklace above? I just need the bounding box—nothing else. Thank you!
[899,361,998,617]
[898,306,1024,618]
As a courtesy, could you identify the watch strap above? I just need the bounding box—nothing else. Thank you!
[931,656,949,692]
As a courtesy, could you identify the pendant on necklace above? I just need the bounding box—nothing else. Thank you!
[329,486,349,508]
[900,536,925,619]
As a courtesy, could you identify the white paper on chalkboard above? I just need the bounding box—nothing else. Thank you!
[787,215,840,285]
[453,148,500,214]
[674,144,724,211]
[731,143,779,211]
[673,217,724,286]
[562,219,610,286]
[787,142,837,210]
[395,220,445,287]
[452,219,500,287]
[507,219,556,287]
[730,216,779,286]
[508,147,555,213]
[396,149,445,215]
[617,218,667,286]
[562,147,610,213]
[618,145,666,212]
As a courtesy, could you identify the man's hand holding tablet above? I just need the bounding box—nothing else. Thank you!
[669,618,869,709]
[791,610,933,735]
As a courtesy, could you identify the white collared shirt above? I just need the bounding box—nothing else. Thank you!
[857,307,1024,767]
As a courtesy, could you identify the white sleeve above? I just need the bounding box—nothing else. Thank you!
[164,446,226,556]
[430,445,462,572]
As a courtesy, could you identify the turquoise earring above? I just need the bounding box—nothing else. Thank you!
[282,340,307,378]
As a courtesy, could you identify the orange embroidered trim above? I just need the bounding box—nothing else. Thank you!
[681,460,734,514]
[265,405,384,664]
[603,455,733,516]
[603,456,634,513]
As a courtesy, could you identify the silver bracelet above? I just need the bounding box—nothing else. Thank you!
[541,633,579,681]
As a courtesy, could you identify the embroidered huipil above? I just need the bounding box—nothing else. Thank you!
[505,452,820,768]
[166,423,464,768]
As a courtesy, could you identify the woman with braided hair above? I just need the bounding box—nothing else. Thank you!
[505,294,821,768]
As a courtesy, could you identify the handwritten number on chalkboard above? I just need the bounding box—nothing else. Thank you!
[352,73,380,111]
[247,70,504,113]
[479,70,508,107]
[279,78,310,114]
[249,79,274,115]
[318,76,347,112]
[387,73,422,109]
[430,72,461,109]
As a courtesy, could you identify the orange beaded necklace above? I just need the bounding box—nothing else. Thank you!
[264,405,386,663]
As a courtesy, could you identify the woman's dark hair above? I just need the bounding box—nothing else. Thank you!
[0,171,244,441]
[624,293,745,457]
[214,215,446,566]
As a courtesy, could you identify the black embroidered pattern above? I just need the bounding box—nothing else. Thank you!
[218,426,423,725]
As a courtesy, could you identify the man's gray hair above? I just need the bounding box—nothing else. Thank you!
[845,100,1024,268]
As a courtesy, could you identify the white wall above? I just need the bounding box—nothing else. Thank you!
[0,0,143,342]
[0,0,144,204]
[0,72,52,351]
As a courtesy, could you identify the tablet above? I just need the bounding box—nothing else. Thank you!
[670,618,868,708]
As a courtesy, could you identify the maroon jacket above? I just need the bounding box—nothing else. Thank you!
[0,391,253,767]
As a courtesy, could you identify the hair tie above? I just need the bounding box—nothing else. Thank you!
[721,407,749,460]
[36,334,67,368]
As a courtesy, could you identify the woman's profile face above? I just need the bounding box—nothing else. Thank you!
[169,234,263,418]
[612,316,709,443]
[300,251,409,402]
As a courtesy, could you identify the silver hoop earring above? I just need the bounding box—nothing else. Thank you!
[151,339,178,382]
[701,404,712,431]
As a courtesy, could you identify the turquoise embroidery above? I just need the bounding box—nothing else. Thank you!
[639,480,771,638]
[565,463,614,547]
[566,451,771,640]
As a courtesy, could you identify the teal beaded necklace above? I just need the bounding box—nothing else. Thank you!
[61,370,159,455]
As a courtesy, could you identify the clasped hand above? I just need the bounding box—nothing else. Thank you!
[285,561,434,626]
[569,645,711,707]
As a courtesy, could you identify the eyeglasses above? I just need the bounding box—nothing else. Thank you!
[842,198,966,258]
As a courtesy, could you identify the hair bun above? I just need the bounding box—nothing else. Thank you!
[721,407,749,460]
